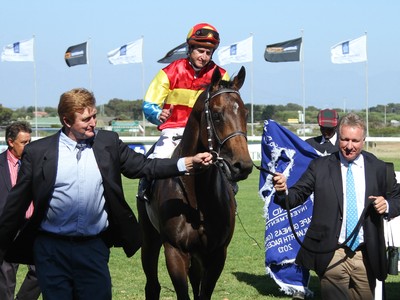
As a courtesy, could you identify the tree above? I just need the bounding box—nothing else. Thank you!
[103,98,144,120]
[261,105,275,120]
[0,105,14,125]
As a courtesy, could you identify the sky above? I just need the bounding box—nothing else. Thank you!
[0,0,399,112]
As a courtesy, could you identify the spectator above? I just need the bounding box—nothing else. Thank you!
[305,109,339,155]
[0,121,41,300]
[0,88,212,300]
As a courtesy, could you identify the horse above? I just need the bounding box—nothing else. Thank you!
[137,66,253,300]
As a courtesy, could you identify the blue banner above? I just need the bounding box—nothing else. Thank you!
[259,120,319,296]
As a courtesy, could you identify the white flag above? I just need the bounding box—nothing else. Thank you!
[1,38,34,62]
[107,38,143,65]
[331,35,367,64]
[217,36,253,66]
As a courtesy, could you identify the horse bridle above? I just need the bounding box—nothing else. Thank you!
[204,88,247,162]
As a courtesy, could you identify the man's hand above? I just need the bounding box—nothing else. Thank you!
[184,152,213,173]
[369,196,387,215]
[273,172,287,195]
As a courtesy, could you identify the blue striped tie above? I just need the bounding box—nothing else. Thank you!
[346,162,359,251]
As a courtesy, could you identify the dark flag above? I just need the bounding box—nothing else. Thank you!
[65,42,88,67]
[264,37,302,63]
[157,42,187,64]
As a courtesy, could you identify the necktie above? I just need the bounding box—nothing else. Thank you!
[324,139,330,144]
[346,162,360,251]
[17,160,21,172]
[76,143,86,161]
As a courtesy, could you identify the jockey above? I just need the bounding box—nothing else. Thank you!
[142,23,229,159]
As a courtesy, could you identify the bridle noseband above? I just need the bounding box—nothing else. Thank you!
[204,88,247,162]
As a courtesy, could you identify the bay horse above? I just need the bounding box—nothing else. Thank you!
[137,66,253,300]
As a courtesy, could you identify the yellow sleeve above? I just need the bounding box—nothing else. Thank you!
[144,70,171,106]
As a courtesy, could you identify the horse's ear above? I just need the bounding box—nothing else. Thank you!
[210,67,222,90]
[232,66,246,90]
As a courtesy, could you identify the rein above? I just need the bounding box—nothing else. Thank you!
[254,163,372,254]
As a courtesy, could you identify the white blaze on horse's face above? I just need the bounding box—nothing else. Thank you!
[233,102,239,115]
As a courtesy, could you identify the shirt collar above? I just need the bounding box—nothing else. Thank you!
[6,149,19,166]
[59,129,95,150]
[339,151,364,168]
[60,130,77,151]
[321,132,337,145]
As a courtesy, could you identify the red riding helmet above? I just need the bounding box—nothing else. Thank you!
[186,23,220,50]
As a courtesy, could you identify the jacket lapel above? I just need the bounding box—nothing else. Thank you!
[40,134,60,193]
[92,131,110,179]
[0,153,12,191]
[330,153,344,214]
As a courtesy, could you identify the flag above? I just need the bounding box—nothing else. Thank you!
[331,35,367,64]
[107,38,143,65]
[264,37,302,63]
[259,120,320,297]
[65,42,88,67]
[1,38,34,62]
[158,42,187,64]
[217,36,253,66]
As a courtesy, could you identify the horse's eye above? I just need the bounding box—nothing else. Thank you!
[212,112,222,122]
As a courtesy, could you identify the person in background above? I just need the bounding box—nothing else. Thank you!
[0,121,41,300]
[305,109,339,155]
[0,88,213,300]
[273,113,400,300]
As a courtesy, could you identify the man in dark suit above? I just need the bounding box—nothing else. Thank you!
[305,109,339,156]
[0,121,41,300]
[294,109,339,300]
[273,113,400,300]
[0,88,213,300]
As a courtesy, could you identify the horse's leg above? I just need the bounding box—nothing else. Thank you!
[164,243,191,300]
[199,248,228,300]
[188,256,202,300]
[137,199,162,299]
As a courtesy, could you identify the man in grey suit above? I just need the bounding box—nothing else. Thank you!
[273,113,400,300]
[0,88,213,300]
[0,121,41,300]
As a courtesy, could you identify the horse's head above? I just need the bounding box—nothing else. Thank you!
[192,66,253,182]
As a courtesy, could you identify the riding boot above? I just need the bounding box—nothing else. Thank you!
[137,177,150,202]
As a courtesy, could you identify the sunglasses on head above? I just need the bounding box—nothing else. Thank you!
[194,28,219,40]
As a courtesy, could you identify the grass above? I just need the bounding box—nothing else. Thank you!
[17,143,400,299]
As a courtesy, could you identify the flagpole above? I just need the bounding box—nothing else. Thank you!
[141,36,146,137]
[301,29,306,137]
[32,35,38,137]
[250,33,254,136]
[88,37,93,90]
[365,32,369,147]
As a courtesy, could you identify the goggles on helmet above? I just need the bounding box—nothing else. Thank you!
[193,28,219,41]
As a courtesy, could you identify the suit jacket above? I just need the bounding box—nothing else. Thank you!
[0,130,184,265]
[305,135,339,155]
[281,151,400,281]
[0,151,12,218]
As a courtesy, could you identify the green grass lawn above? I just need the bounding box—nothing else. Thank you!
[17,156,400,299]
